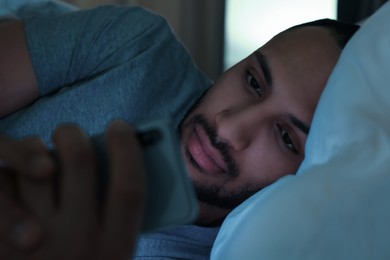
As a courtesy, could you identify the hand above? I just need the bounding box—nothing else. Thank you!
[0,120,146,259]
[0,134,51,258]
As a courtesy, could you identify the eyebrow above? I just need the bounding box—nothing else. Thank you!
[254,50,273,87]
[288,114,310,135]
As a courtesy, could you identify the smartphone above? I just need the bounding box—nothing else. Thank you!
[54,116,199,233]
[133,116,199,232]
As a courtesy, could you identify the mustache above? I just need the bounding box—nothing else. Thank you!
[187,114,239,180]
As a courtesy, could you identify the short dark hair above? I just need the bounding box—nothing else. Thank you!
[286,19,360,49]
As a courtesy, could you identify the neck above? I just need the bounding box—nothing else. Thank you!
[194,202,230,227]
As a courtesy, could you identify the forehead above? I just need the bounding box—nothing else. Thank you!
[258,26,341,118]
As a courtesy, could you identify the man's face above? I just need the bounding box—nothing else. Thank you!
[180,26,341,225]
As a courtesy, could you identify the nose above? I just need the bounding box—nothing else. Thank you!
[215,106,261,151]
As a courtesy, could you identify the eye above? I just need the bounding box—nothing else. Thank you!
[277,124,299,154]
[245,71,264,98]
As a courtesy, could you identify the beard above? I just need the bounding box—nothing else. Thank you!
[179,107,263,210]
[193,178,262,210]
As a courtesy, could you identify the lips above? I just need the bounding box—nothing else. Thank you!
[187,125,227,174]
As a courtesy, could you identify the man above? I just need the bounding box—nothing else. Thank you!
[0,3,359,259]
[179,20,359,225]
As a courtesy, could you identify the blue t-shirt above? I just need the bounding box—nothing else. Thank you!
[0,5,210,145]
[0,5,218,259]
[135,225,219,260]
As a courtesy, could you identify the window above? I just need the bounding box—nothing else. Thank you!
[224,0,337,69]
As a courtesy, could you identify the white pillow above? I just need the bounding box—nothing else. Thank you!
[211,2,390,259]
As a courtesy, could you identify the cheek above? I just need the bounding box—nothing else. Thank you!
[237,139,298,185]
[195,77,244,115]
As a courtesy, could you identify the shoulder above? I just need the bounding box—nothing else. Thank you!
[24,5,171,41]
[75,6,169,33]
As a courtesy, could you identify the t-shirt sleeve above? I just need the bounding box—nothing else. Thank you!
[24,6,168,96]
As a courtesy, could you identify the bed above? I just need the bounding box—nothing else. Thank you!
[212,2,390,259]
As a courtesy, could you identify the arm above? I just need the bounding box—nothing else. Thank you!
[0,6,167,119]
[0,20,39,118]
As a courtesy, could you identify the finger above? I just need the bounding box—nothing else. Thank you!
[0,168,17,200]
[103,121,146,256]
[0,136,53,180]
[0,194,43,251]
[17,138,56,220]
[52,125,98,228]
[0,136,19,171]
